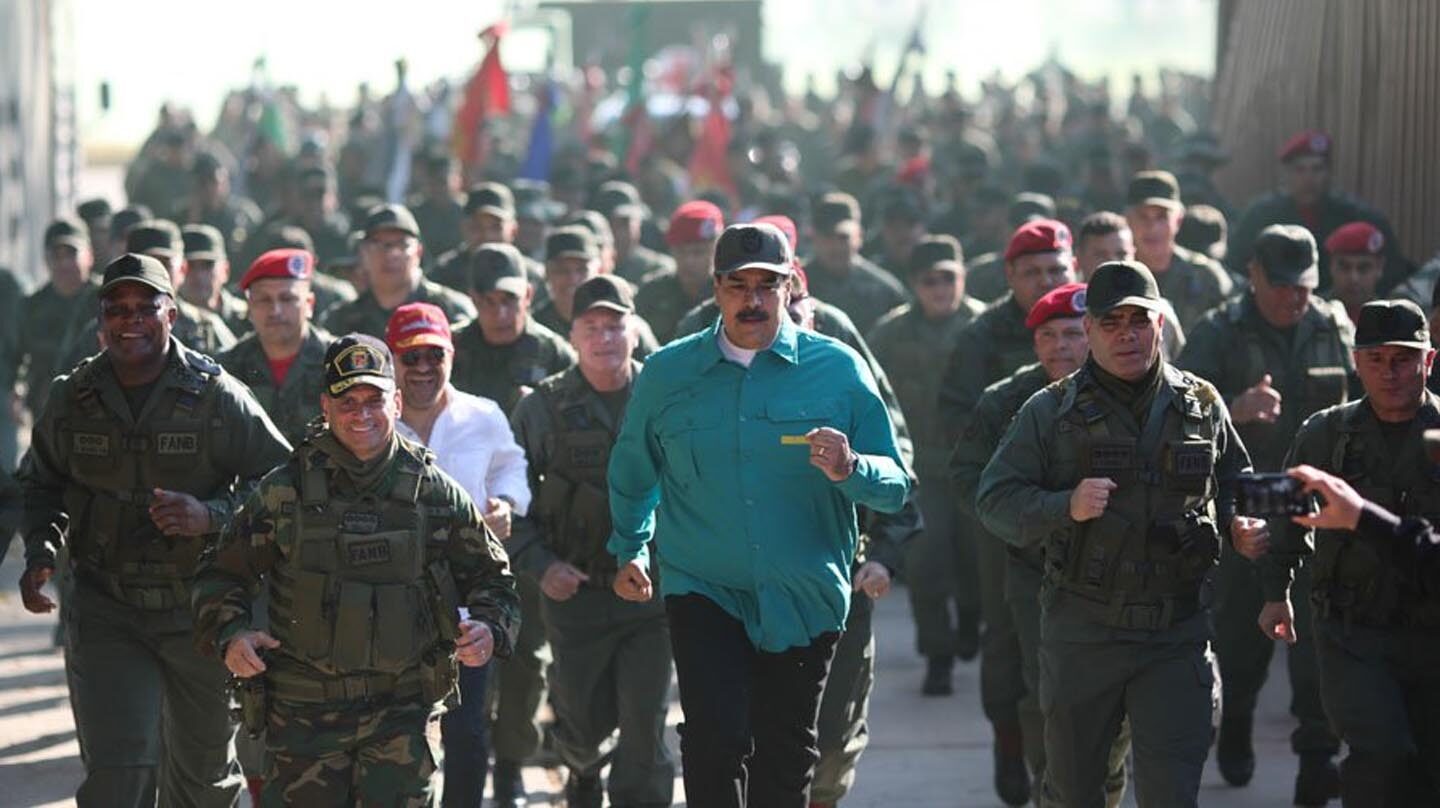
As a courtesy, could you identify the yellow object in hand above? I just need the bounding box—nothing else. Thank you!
[780,435,809,445]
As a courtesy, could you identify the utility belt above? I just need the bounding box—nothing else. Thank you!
[1052,587,1202,632]
[264,647,453,706]
[76,563,190,612]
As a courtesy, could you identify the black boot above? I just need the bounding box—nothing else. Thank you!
[564,769,604,808]
[1294,751,1340,806]
[1216,711,1255,786]
[922,655,954,696]
[491,759,526,808]
[993,720,1031,807]
[955,613,981,662]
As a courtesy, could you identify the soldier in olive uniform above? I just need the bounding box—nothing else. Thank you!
[321,204,475,338]
[801,192,909,334]
[17,254,293,807]
[217,249,334,446]
[1258,300,1440,806]
[635,201,725,344]
[124,220,238,355]
[18,219,102,425]
[867,236,986,696]
[1124,170,1234,331]
[1178,224,1349,802]
[978,261,1259,808]
[532,227,661,359]
[173,152,264,262]
[594,180,674,285]
[429,183,548,304]
[179,224,251,336]
[509,276,675,808]
[448,243,575,804]
[192,334,520,807]
[244,222,358,316]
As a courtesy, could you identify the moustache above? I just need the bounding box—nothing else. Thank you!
[737,309,769,323]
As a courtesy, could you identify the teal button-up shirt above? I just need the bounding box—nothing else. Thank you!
[607,318,910,651]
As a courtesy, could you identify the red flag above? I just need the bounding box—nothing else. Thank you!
[454,23,511,169]
[687,67,736,202]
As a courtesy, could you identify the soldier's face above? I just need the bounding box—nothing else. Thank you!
[516,217,547,255]
[246,279,313,345]
[1249,267,1313,329]
[321,385,400,461]
[1007,251,1076,312]
[714,268,790,350]
[471,212,513,247]
[363,229,421,291]
[1076,231,1134,280]
[1084,306,1162,381]
[1125,204,1181,260]
[546,257,598,318]
[473,289,528,346]
[674,239,718,292]
[46,243,93,293]
[1329,254,1383,311]
[812,225,860,270]
[1284,156,1330,205]
[571,309,635,375]
[396,346,452,409]
[180,259,228,306]
[100,284,177,367]
[609,214,640,255]
[1034,316,1088,381]
[1354,345,1434,418]
[912,268,964,319]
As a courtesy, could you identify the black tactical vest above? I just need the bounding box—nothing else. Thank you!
[531,378,619,582]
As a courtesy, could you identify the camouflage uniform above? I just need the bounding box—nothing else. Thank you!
[22,338,292,807]
[321,280,475,340]
[191,432,520,807]
[508,363,677,806]
[216,324,333,447]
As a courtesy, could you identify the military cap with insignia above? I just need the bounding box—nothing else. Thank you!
[1085,260,1163,316]
[1354,299,1430,351]
[323,333,396,396]
[573,275,635,315]
[100,253,175,297]
[714,222,794,277]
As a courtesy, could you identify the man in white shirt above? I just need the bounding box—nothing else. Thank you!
[386,301,530,808]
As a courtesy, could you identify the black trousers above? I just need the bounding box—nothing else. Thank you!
[665,593,840,808]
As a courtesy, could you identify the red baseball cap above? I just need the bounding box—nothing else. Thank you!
[385,302,452,353]
[666,200,724,246]
[1278,129,1331,162]
[1005,219,1073,263]
[239,248,313,291]
[1323,221,1384,256]
[1025,282,1087,329]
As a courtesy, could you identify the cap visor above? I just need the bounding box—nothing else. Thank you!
[392,333,453,351]
[100,277,173,297]
[477,278,530,297]
[327,376,396,396]
[550,249,595,261]
[1137,197,1183,211]
[1355,338,1431,351]
[1262,268,1319,289]
[478,205,514,220]
[184,251,224,261]
[1091,295,1164,315]
[47,236,90,250]
[717,261,793,276]
[579,301,633,315]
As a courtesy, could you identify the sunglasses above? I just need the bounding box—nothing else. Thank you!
[399,347,448,366]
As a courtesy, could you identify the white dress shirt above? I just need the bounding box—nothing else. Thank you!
[397,385,532,516]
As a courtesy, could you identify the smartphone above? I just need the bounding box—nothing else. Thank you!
[1236,472,1318,518]
[1425,429,1440,465]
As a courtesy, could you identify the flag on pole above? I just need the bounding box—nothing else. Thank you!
[519,80,556,181]
[454,22,512,170]
[687,65,737,202]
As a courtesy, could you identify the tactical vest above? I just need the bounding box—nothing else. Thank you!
[1312,403,1440,627]
[532,378,619,583]
[1046,370,1221,630]
[269,442,461,692]
[60,352,229,610]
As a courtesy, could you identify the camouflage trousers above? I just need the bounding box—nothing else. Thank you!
[488,574,551,764]
[261,697,439,807]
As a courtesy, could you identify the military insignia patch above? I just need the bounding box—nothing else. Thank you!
[156,432,199,455]
[72,433,110,457]
[341,511,381,534]
[346,538,391,566]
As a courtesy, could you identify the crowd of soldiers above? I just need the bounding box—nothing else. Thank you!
[2,55,1439,808]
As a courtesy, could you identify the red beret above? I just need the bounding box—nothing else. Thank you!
[1025,282,1088,329]
[239,248,313,291]
[1323,221,1384,256]
[1278,129,1331,162]
[1005,219,1072,262]
[386,302,452,353]
[666,200,724,246]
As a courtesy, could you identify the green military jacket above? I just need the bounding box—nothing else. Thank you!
[429,244,549,306]
[308,271,358,317]
[977,360,1251,637]
[174,298,238,355]
[959,252,1008,304]
[937,293,1037,441]
[800,255,911,335]
[867,300,986,478]
[449,316,577,417]
[18,279,102,416]
[635,270,710,345]
[509,363,639,583]
[22,338,292,609]
[211,287,252,337]
[1263,392,1440,625]
[614,245,675,287]
[217,324,333,446]
[1178,293,1355,470]
[531,292,662,359]
[1151,245,1235,331]
[192,433,520,699]
[320,279,476,339]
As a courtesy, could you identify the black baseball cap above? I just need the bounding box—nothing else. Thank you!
[714,223,794,276]
[1127,170,1183,210]
[363,204,421,239]
[513,180,562,223]
[563,210,614,248]
[44,217,91,250]
[181,224,226,261]
[1086,260,1164,316]
[109,206,153,242]
[464,182,515,219]
[594,181,644,218]
[126,219,183,257]
[470,243,530,296]
[100,253,175,297]
[573,275,635,315]
[546,226,599,261]
[1354,300,1430,350]
[76,198,113,223]
[1253,224,1319,288]
[323,334,396,396]
[909,235,964,274]
[812,192,861,234]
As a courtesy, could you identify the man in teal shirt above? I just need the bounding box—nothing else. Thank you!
[607,222,910,808]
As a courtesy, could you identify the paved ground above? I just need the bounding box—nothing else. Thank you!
[0,546,1313,807]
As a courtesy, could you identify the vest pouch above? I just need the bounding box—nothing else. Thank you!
[1302,366,1349,410]
[536,474,577,552]
[1071,509,1132,592]
[287,569,333,660]
[62,421,120,480]
[1176,515,1220,581]
[1164,440,1214,496]
[565,480,614,563]
[371,583,428,673]
[330,580,374,671]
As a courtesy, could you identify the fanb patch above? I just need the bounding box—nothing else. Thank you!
[341,511,381,534]
[1171,443,1213,478]
[73,433,110,457]
[157,432,199,455]
[346,538,391,566]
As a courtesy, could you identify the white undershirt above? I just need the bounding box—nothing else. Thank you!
[718,325,776,368]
